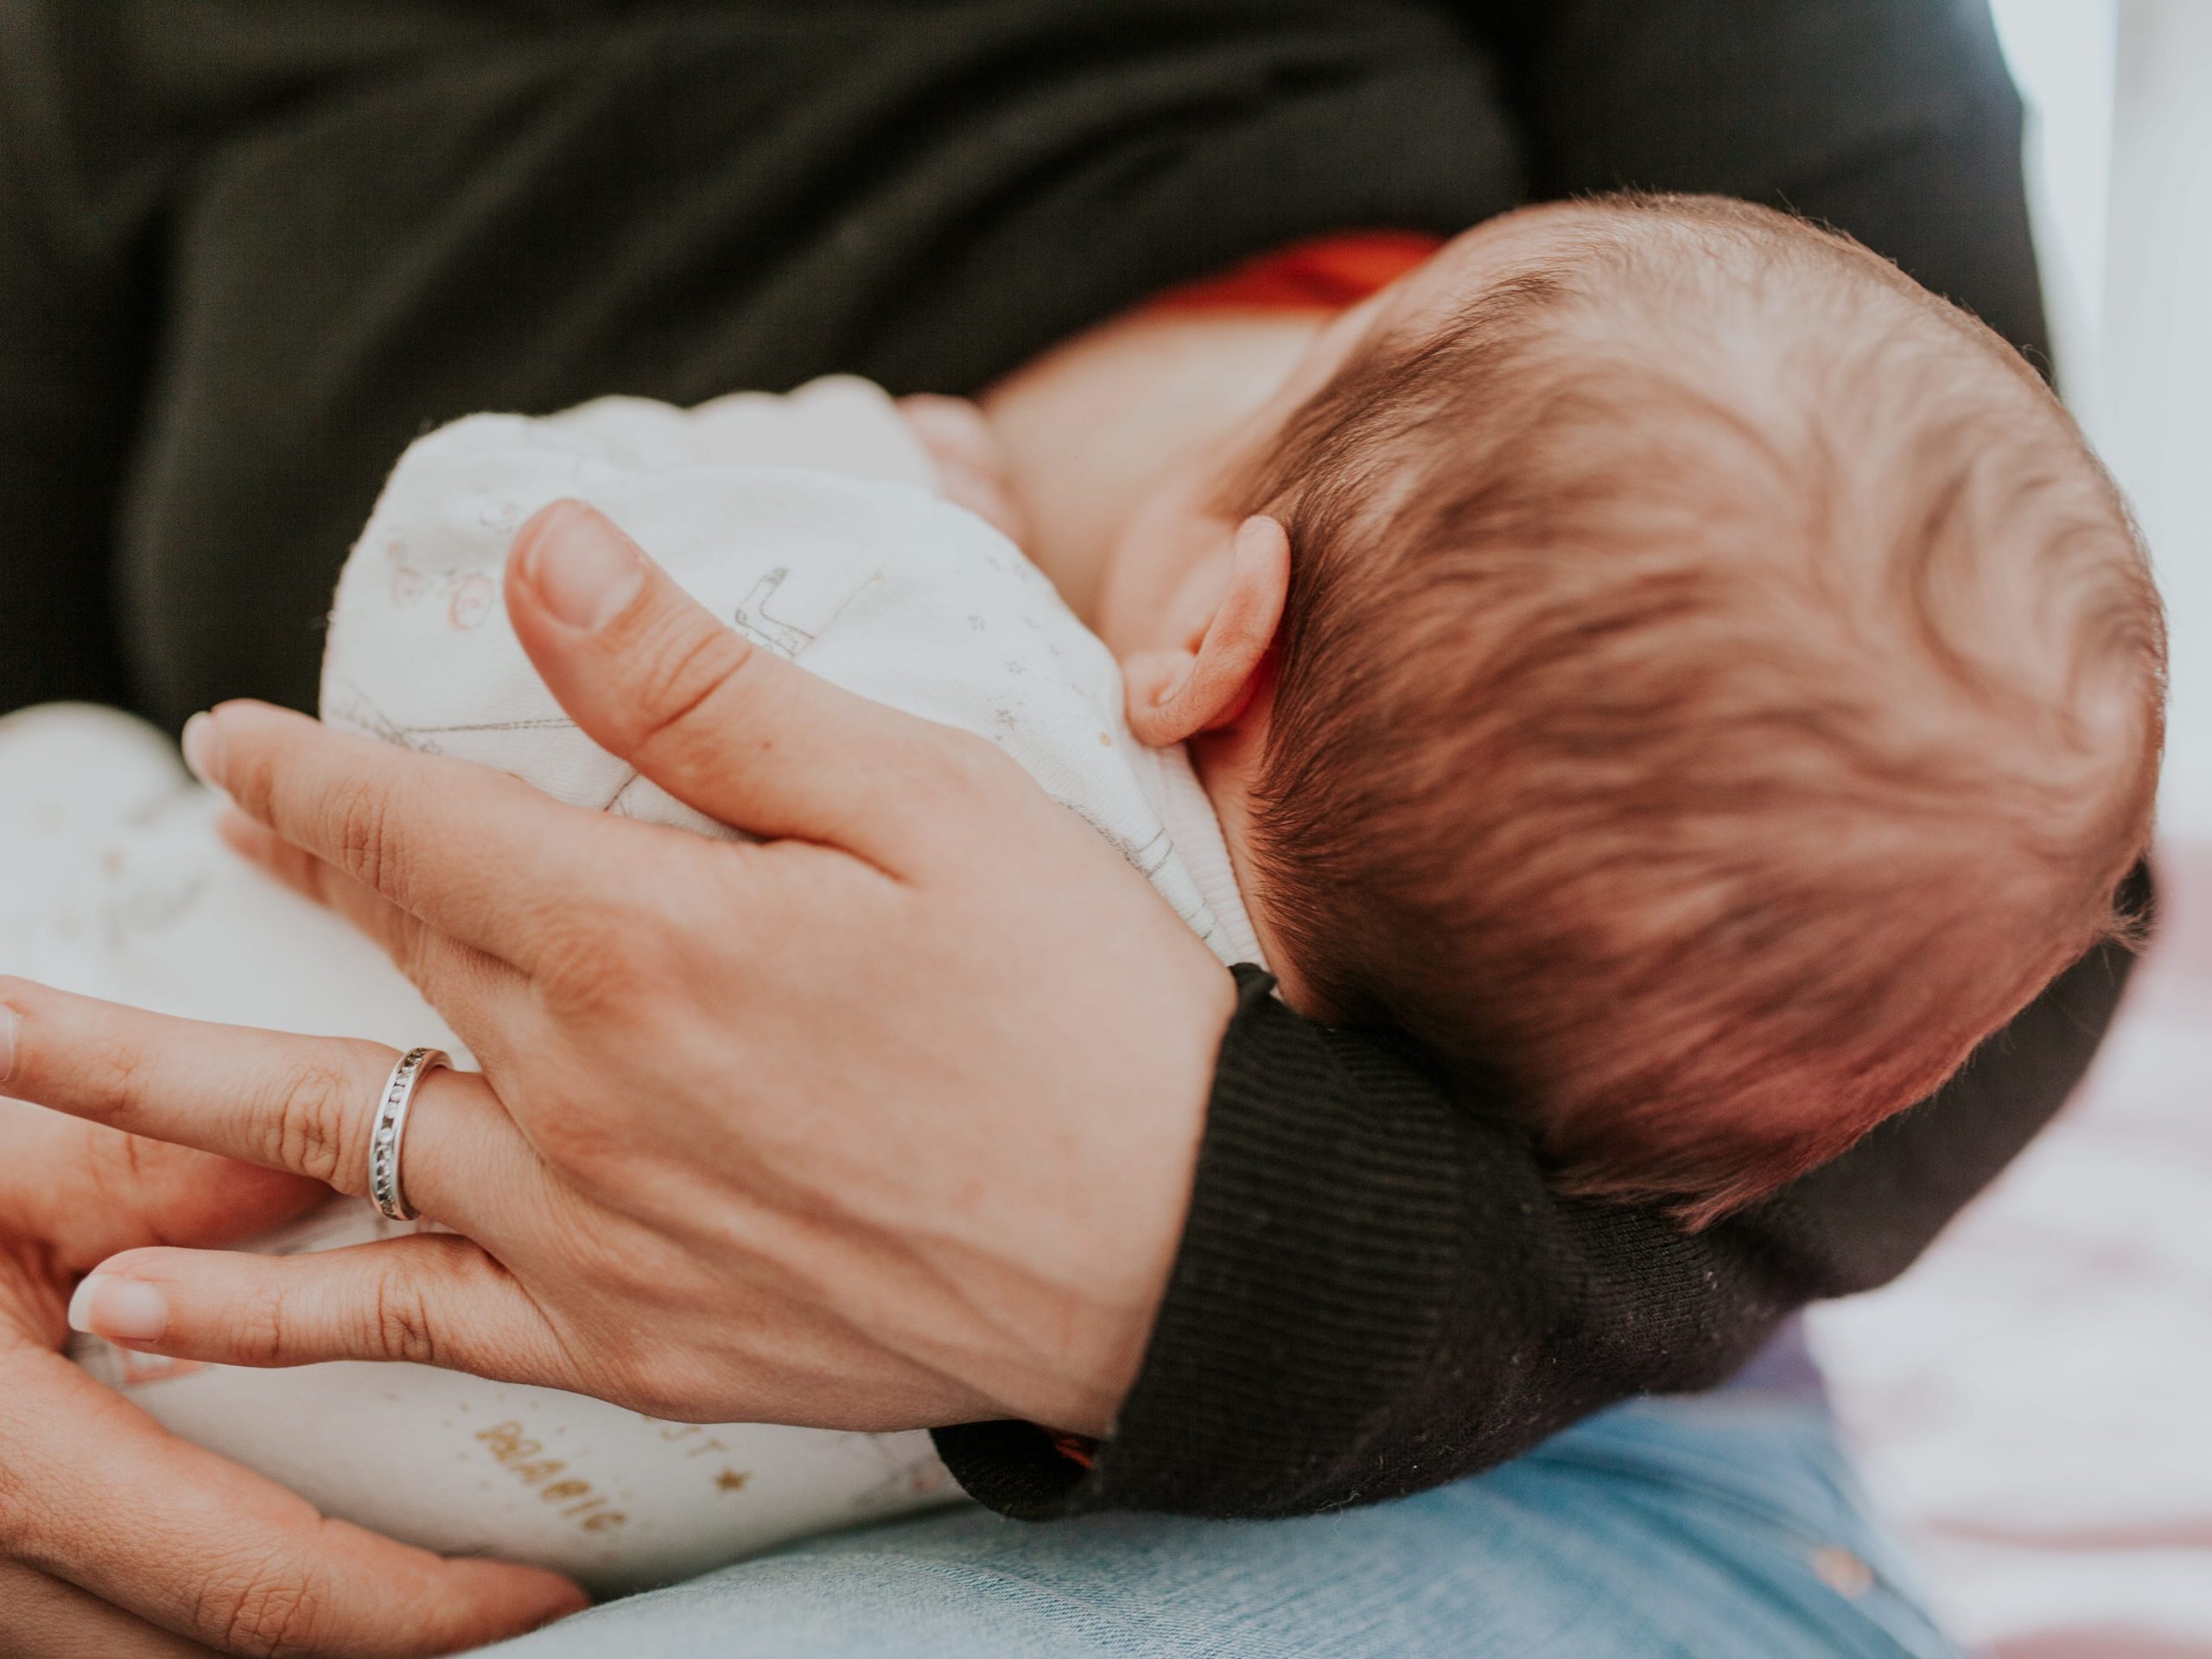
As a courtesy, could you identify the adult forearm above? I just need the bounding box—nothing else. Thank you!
[938,865,2148,1519]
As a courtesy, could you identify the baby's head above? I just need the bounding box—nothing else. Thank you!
[1101,195,2164,1227]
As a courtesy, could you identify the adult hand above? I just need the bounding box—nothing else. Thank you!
[0,1099,584,1657]
[4,501,1236,1438]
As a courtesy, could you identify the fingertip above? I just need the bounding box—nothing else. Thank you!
[508,498,593,580]
[196,698,297,740]
[509,499,645,634]
[189,700,316,815]
[427,1558,591,1648]
[63,1273,96,1335]
[515,496,607,542]
[328,1535,590,1653]
[69,1269,171,1344]
[180,713,225,788]
[471,1560,593,1623]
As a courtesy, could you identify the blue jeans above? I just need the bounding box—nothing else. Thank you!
[467,1391,1956,1658]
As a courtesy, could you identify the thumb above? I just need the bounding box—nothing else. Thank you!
[505,499,1001,868]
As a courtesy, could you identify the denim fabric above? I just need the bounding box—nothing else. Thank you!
[468,1392,1955,1658]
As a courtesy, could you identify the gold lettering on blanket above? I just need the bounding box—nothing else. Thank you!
[475,1421,628,1533]
[658,1421,754,1493]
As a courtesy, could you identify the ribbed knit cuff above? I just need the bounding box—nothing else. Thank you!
[935,965,1465,1519]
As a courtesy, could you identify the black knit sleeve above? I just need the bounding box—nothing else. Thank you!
[935,864,2149,1517]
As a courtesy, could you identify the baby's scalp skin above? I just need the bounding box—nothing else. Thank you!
[1088,195,2164,1227]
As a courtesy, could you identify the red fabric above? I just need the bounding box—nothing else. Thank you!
[1047,1431,1099,1470]
[1147,231,1445,314]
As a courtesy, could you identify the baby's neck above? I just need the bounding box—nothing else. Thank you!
[1183,698,1317,1007]
[979,308,1325,626]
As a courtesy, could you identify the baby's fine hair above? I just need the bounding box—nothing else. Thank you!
[1235,194,2164,1229]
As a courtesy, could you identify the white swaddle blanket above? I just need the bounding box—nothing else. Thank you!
[5,377,1258,1594]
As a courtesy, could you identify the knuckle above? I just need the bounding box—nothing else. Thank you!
[365,1265,439,1365]
[231,1275,296,1367]
[86,1029,156,1128]
[260,1056,359,1187]
[330,774,408,902]
[207,1551,327,1658]
[627,619,758,755]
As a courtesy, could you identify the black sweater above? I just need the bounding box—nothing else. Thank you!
[0,0,2141,1518]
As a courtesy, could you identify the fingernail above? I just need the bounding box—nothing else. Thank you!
[521,501,644,632]
[68,1275,169,1343]
[0,1003,16,1084]
[181,712,224,785]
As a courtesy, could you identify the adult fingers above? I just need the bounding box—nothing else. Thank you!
[66,1234,587,1395]
[180,698,626,974]
[214,810,524,1067]
[0,981,538,1243]
[0,1346,585,1656]
[0,1098,323,1281]
[505,499,1012,871]
[0,1560,219,1658]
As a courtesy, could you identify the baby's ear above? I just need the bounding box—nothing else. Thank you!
[1122,516,1289,747]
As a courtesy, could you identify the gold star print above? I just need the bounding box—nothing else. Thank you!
[714,1469,751,1494]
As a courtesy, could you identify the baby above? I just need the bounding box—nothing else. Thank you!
[29,193,2161,1586]
[1081,193,2163,1225]
[343,197,2165,1238]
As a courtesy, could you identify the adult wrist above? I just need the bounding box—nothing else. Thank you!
[934,965,1462,1517]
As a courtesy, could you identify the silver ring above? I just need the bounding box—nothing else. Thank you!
[369,1047,450,1222]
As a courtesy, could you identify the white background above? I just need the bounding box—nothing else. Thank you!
[1992,0,2212,836]
[1812,22,2212,1656]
